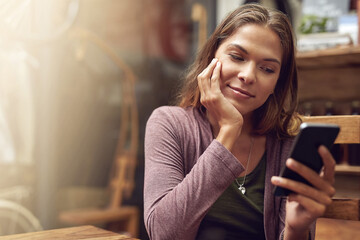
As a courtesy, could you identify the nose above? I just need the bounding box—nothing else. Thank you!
[237,62,256,84]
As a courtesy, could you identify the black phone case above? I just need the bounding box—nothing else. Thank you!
[273,123,340,196]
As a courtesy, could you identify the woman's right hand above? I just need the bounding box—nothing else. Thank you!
[198,58,243,150]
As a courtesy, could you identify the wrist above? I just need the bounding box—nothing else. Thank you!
[284,224,309,240]
[216,124,242,151]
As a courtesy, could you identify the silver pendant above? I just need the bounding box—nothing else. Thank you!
[238,185,246,194]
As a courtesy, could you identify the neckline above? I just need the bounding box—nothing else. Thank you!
[236,152,266,181]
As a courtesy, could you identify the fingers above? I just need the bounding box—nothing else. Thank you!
[318,145,336,185]
[288,193,327,218]
[210,61,221,87]
[198,58,218,92]
[277,149,337,231]
[272,174,333,206]
[198,58,222,107]
[285,158,335,197]
[272,144,336,197]
[199,58,218,78]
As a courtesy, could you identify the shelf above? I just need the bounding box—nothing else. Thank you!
[296,45,360,69]
[296,45,360,102]
[335,164,360,176]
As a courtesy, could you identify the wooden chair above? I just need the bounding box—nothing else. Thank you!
[303,115,360,239]
[58,29,139,237]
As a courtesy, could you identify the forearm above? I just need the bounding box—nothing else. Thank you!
[144,140,244,239]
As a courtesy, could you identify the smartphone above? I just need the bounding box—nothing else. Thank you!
[273,122,340,196]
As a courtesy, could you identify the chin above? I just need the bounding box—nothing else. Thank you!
[226,99,249,114]
[233,105,252,117]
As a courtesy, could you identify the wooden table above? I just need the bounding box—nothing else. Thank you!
[315,218,360,240]
[0,225,138,240]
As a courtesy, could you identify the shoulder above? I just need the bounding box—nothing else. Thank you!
[146,106,211,146]
[149,106,188,120]
[147,106,207,127]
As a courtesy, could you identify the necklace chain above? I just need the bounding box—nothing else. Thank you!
[235,137,254,194]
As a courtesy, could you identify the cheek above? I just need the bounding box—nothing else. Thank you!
[259,79,278,98]
[266,76,278,91]
[219,60,237,81]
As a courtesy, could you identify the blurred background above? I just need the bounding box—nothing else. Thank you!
[0,0,358,239]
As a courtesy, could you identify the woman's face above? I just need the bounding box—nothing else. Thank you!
[214,24,282,117]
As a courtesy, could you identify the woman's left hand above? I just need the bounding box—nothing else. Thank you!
[271,145,336,239]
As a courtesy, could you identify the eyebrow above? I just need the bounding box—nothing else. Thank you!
[227,43,281,65]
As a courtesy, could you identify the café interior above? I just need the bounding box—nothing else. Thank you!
[0,0,359,239]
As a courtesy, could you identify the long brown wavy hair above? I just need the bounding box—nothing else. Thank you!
[176,3,301,139]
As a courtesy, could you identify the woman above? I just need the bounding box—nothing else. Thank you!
[144,4,335,240]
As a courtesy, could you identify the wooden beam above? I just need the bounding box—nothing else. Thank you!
[302,115,360,144]
[323,198,360,220]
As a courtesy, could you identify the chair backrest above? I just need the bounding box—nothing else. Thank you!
[302,115,360,221]
[107,54,138,209]
[75,29,139,209]
[302,115,360,144]
[106,46,138,209]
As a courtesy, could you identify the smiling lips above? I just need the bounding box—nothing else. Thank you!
[228,85,255,98]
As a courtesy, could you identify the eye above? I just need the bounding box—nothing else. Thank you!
[260,66,275,74]
[229,54,244,61]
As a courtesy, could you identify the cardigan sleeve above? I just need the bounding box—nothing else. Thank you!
[143,107,244,240]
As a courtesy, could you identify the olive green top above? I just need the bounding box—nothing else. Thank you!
[197,153,266,240]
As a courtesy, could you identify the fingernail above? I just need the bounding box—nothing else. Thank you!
[216,62,221,67]
[212,58,218,63]
[286,158,297,168]
[286,158,298,167]
[271,176,281,184]
[319,145,327,154]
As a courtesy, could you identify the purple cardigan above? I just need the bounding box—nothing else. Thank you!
[144,106,315,240]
